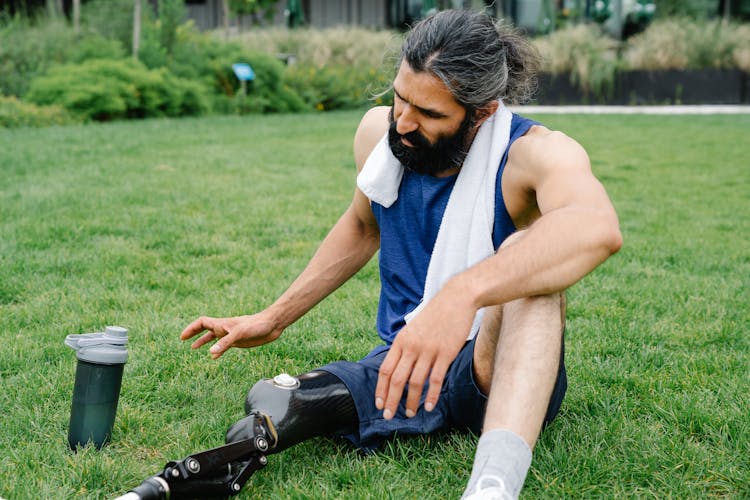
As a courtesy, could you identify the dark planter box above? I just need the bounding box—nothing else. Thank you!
[617,69,747,105]
[535,73,611,105]
[535,69,749,105]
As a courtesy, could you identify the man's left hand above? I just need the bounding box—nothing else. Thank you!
[375,281,477,419]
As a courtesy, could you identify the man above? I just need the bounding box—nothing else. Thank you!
[181,9,621,499]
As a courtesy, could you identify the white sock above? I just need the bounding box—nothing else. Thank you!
[461,428,532,499]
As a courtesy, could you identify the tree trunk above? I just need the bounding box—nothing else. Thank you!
[133,0,142,59]
[73,0,80,33]
[46,0,57,17]
[222,0,230,39]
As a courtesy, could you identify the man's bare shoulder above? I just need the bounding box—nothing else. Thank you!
[510,125,590,174]
[354,106,391,171]
[503,125,594,225]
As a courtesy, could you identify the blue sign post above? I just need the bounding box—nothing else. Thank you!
[232,63,256,82]
[232,63,256,100]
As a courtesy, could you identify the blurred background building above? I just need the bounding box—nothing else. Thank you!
[2,0,748,37]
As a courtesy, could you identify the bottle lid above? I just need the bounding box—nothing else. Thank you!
[65,326,128,365]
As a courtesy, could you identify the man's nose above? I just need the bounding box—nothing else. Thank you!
[395,105,419,136]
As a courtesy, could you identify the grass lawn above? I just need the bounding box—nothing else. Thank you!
[1,110,748,499]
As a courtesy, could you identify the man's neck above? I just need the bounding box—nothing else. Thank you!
[433,167,461,178]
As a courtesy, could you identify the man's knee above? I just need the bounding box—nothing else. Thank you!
[498,229,527,250]
[226,370,357,453]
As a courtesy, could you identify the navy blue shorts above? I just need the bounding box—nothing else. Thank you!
[320,337,567,452]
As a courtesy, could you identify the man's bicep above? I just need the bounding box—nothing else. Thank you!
[351,186,378,236]
[534,135,616,215]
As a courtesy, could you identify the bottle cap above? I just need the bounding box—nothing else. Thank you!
[65,326,129,365]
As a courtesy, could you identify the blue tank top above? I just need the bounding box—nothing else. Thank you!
[371,113,539,344]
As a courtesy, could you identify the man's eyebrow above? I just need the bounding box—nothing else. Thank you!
[393,86,449,119]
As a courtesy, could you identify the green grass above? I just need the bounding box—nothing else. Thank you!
[1,111,748,499]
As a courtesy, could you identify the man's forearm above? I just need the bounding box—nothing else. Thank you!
[266,205,380,330]
[458,206,622,310]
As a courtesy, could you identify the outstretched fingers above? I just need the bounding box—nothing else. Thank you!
[180,316,227,350]
[208,327,238,359]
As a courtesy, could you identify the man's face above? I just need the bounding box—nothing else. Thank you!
[388,61,475,176]
[388,107,474,176]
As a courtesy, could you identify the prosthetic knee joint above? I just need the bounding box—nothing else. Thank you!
[226,370,357,453]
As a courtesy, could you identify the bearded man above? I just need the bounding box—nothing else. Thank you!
[181,9,622,499]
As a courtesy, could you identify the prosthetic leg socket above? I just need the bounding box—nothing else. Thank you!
[226,370,357,452]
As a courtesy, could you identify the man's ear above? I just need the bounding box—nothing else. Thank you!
[472,101,500,128]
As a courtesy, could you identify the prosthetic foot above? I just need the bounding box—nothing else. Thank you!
[116,412,278,500]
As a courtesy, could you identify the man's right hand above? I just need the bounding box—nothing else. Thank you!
[180,312,283,359]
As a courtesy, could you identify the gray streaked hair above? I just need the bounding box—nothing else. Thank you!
[400,9,540,108]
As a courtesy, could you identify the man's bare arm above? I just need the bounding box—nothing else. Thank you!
[459,130,622,307]
[180,109,388,358]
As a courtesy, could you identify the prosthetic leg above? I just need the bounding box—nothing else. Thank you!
[116,370,357,500]
[226,370,357,451]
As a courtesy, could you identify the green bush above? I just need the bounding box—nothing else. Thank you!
[0,95,78,128]
[730,23,750,71]
[231,26,398,111]
[0,16,128,98]
[69,33,127,63]
[623,19,750,70]
[210,50,307,113]
[0,18,75,96]
[149,27,307,113]
[653,0,717,19]
[233,27,402,69]
[285,64,393,111]
[533,24,619,97]
[25,59,209,121]
[81,0,137,52]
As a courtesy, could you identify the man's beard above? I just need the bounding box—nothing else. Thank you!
[387,107,475,176]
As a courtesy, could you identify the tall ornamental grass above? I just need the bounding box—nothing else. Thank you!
[533,24,619,96]
[622,19,750,71]
[232,27,402,69]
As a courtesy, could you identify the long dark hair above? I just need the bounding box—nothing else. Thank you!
[400,9,540,106]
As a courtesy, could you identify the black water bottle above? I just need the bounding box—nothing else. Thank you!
[65,326,128,450]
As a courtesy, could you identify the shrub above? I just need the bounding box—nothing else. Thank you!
[533,24,619,97]
[226,27,399,111]
[622,19,748,70]
[284,64,393,111]
[0,18,76,96]
[0,16,128,97]
[81,0,137,52]
[67,33,128,63]
[25,59,210,121]
[208,50,307,113]
[0,95,78,128]
[730,23,750,71]
[232,27,402,69]
[653,0,717,19]
[150,27,307,113]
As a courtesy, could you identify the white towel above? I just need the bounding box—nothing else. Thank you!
[357,104,513,340]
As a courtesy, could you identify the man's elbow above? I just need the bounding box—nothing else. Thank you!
[600,213,623,257]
